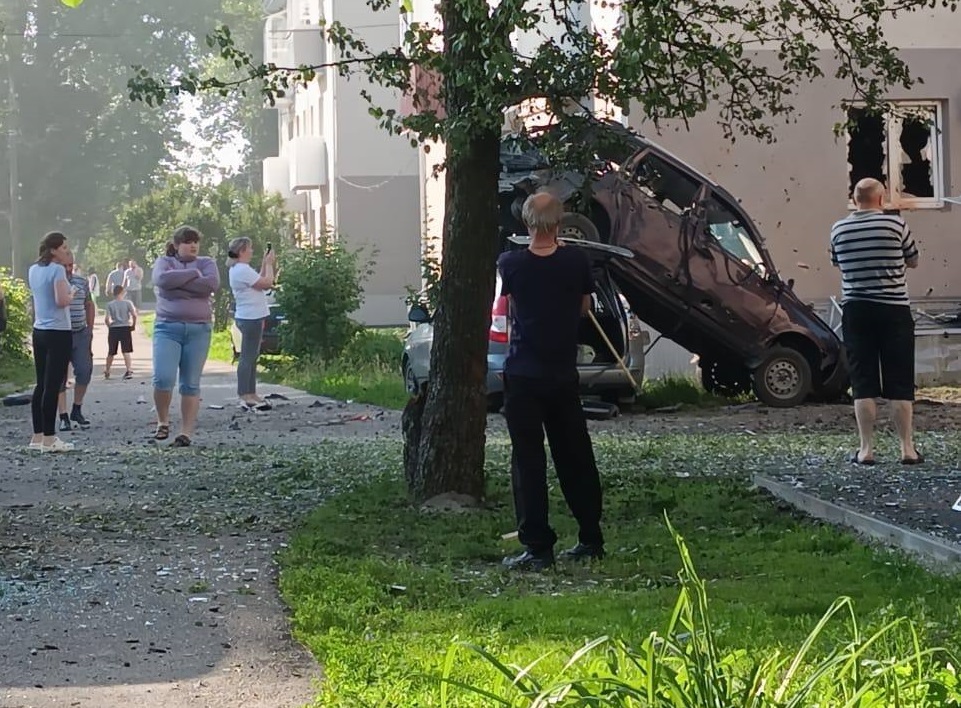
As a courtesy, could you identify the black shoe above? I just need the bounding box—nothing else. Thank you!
[502,548,554,572]
[559,543,605,561]
[70,410,90,429]
[58,415,73,432]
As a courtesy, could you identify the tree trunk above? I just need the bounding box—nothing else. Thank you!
[407,0,504,502]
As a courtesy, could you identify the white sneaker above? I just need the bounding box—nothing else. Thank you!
[28,441,43,451]
[41,438,75,453]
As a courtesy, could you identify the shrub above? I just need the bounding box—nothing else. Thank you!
[0,270,32,362]
[274,239,372,362]
[340,328,405,369]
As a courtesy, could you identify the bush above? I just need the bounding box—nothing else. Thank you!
[274,240,371,362]
[0,270,32,362]
[340,328,405,369]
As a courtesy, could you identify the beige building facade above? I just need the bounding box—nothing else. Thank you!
[261,0,420,326]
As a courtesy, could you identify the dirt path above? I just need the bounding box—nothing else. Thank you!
[0,321,401,708]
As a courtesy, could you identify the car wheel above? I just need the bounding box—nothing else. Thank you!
[559,212,600,242]
[700,359,751,397]
[752,346,812,408]
[403,359,420,396]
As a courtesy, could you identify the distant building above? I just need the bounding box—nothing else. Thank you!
[260,0,420,326]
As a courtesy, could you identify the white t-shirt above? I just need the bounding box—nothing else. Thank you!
[229,263,269,320]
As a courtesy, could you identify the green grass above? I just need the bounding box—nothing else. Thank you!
[279,434,961,706]
[637,373,733,409]
[0,354,34,395]
[140,312,235,364]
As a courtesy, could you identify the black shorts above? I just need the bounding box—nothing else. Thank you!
[107,326,133,356]
[841,300,915,401]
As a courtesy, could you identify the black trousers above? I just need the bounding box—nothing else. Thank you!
[503,374,603,553]
[32,329,72,436]
[841,300,915,401]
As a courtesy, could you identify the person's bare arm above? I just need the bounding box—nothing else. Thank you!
[581,294,592,316]
[906,254,919,269]
[84,295,95,328]
[130,303,138,329]
[54,273,73,308]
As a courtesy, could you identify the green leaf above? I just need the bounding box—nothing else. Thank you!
[59,0,84,6]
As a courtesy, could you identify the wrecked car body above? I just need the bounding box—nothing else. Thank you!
[498,121,847,407]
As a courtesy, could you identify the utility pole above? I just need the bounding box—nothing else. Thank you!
[5,58,19,277]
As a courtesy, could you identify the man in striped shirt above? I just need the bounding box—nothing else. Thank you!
[830,177,921,465]
[57,257,95,430]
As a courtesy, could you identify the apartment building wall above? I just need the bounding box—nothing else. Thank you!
[263,0,421,326]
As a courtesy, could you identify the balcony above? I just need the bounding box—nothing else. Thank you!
[262,156,291,197]
[290,25,325,67]
[288,136,328,191]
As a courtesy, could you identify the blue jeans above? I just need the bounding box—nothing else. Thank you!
[152,321,212,397]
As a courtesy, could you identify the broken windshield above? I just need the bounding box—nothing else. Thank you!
[703,197,767,276]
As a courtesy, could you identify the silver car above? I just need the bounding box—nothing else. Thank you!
[402,237,647,411]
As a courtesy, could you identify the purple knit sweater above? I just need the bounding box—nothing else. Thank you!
[152,255,220,323]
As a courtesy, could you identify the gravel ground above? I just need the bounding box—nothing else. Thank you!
[0,324,401,708]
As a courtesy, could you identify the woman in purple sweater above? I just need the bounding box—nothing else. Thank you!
[151,226,220,447]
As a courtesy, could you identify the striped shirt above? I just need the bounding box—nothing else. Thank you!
[68,274,91,331]
[830,210,918,306]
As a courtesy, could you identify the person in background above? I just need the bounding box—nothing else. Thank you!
[56,257,96,431]
[104,285,137,380]
[151,226,219,447]
[0,281,7,337]
[227,237,276,412]
[87,269,100,311]
[123,259,144,311]
[830,177,922,465]
[498,193,604,571]
[27,231,76,453]
[105,260,126,298]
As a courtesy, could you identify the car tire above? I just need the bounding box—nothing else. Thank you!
[559,211,600,242]
[700,359,751,397]
[752,346,812,408]
[403,359,420,396]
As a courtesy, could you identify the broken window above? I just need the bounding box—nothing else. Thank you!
[632,151,701,215]
[846,102,943,207]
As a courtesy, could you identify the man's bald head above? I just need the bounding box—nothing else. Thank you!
[522,192,564,235]
[853,178,886,209]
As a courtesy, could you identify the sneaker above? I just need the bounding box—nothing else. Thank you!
[58,415,73,432]
[70,410,91,429]
[41,438,75,453]
[28,440,43,451]
[123,370,133,380]
[558,542,605,561]
[502,548,554,572]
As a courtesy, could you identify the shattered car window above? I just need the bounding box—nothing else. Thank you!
[631,152,701,216]
[704,197,767,276]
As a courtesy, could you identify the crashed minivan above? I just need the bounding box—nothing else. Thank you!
[498,120,847,407]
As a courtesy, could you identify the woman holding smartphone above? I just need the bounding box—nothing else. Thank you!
[28,231,77,452]
[227,237,275,411]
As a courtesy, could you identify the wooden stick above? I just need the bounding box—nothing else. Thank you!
[587,310,643,396]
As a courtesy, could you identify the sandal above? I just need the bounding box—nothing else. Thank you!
[171,434,192,448]
[901,450,925,465]
[154,423,170,441]
[849,451,875,466]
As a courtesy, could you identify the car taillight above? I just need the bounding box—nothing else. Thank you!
[490,296,509,344]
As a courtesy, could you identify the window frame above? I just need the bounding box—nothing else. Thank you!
[846,100,945,210]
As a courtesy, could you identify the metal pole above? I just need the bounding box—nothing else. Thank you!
[6,65,19,276]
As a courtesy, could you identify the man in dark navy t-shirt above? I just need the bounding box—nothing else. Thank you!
[498,192,604,571]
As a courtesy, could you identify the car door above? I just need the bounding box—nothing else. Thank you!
[687,191,780,350]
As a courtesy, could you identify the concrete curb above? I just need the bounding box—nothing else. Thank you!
[754,474,961,566]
